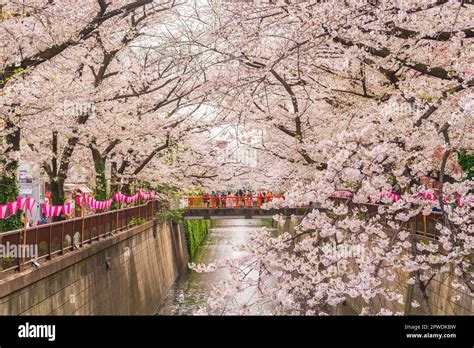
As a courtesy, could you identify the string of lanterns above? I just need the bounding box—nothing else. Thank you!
[0,191,157,219]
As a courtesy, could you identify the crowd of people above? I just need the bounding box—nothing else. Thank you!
[191,189,281,208]
[26,211,70,228]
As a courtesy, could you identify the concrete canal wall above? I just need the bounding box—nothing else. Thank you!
[0,220,188,315]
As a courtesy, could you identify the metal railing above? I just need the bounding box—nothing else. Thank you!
[0,200,161,274]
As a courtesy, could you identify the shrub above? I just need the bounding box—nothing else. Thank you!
[183,220,209,261]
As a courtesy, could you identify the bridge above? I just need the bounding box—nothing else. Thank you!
[181,195,308,219]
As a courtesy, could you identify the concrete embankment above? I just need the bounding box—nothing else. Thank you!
[0,220,188,315]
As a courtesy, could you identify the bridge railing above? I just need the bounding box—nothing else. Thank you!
[0,200,161,274]
[185,195,285,209]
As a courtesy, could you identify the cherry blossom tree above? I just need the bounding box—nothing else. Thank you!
[1,0,205,204]
[1,0,472,314]
[180,0,473,315]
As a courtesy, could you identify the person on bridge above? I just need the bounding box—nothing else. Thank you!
[267,191,273,203]
[226,191,234,208]
[220,191,227,208]
[210,191,216,208]
[38,213,50,225]
[252,191,258,207]
[203,193,210,208]
[235,192,240,207]
[244,190,253,207]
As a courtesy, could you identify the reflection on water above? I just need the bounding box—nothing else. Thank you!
[155,219,269,315]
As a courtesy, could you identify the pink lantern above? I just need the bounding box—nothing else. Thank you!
[17,197,35,211]
[52,205,62,217]
[42,204,52,218]
[62,203,72,215]
[8,201,18,216]
[0,205,8,219]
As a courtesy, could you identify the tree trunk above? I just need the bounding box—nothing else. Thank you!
[91,147,108,200]
[121,182,132,196]
[0,117,22,232]
[43,130,78,207]
[110,161,120,194]
[50,177,65,206]
[45,131,66,206]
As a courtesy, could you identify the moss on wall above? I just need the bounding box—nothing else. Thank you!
[262,218,275,229]
[183,220,209,261]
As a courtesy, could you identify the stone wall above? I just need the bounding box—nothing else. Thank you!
[0,220,188,315]
[346,265,473,315]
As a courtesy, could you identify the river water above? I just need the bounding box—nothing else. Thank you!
[155,219,269,315]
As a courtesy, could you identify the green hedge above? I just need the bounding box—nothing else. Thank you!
[0,170,22,232]
[457,149,473,181]
[183,220,209,261]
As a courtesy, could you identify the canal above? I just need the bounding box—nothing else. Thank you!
[155,219,272,315]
